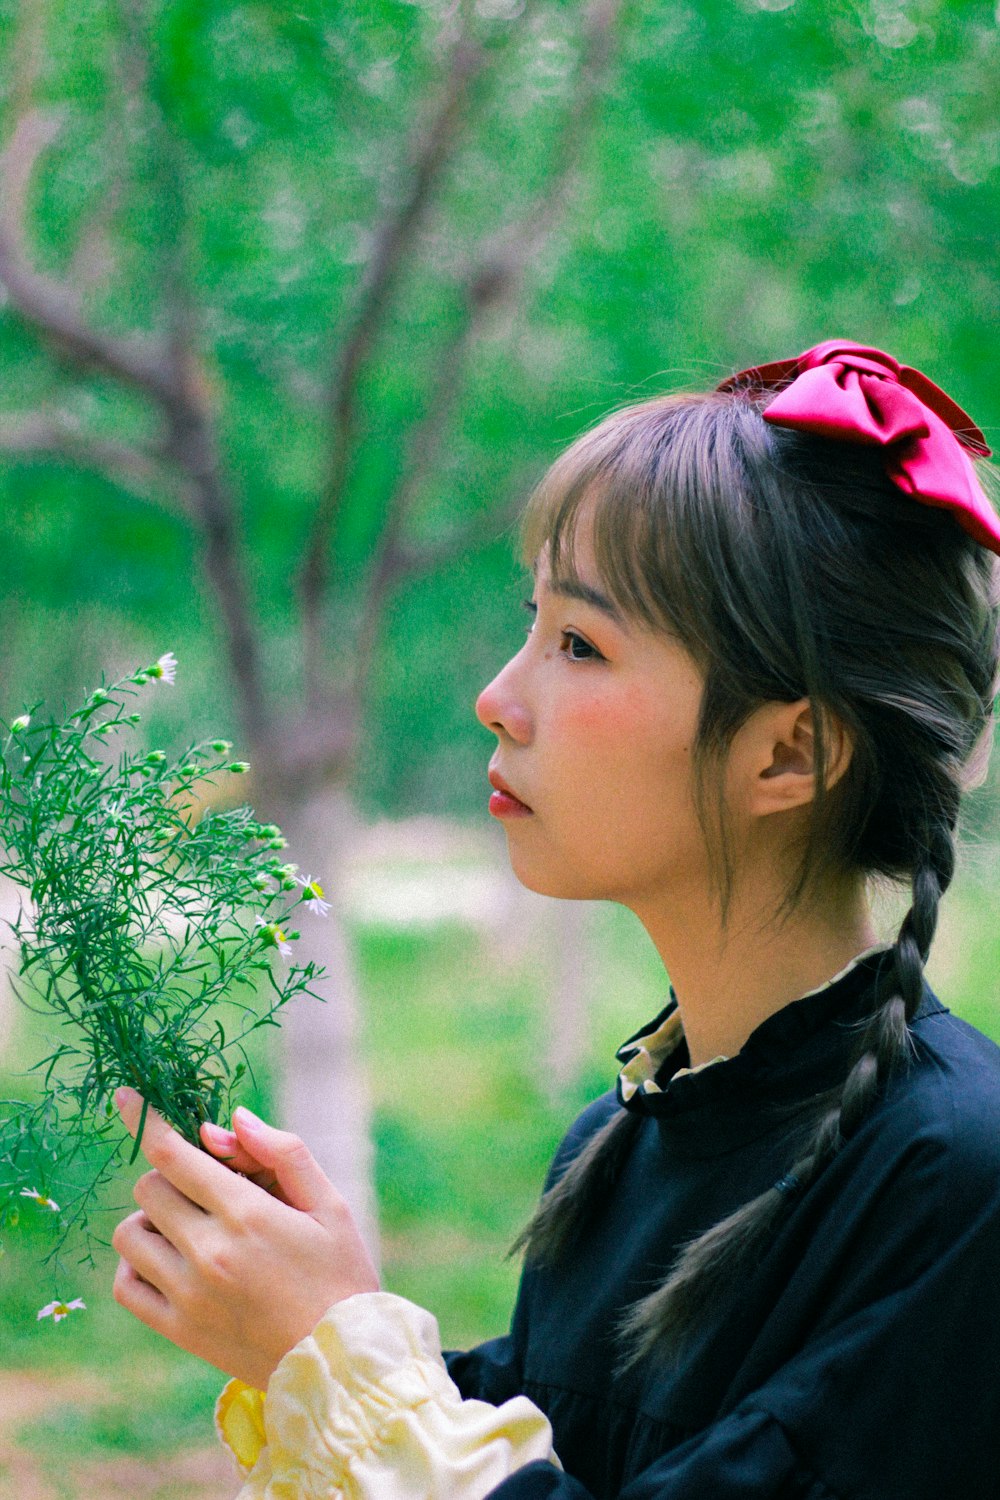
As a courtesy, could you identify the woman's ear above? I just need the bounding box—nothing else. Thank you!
[736,698,853,818]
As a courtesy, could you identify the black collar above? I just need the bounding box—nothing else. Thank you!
[614,946,945,1151]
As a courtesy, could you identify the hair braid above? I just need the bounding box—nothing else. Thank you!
[510,1107,642,1267]
[614,802,961,1370]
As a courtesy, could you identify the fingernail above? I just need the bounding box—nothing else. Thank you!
[202,1122,235,1145]
[115,1087,137,1112]
[234,1106,264,1132]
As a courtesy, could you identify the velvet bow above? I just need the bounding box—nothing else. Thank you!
[718,339,1000,556]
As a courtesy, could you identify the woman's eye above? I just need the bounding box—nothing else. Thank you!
[562,632,601,662]
[521,600,602,661]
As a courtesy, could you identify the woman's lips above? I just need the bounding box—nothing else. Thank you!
[488,770,533,818]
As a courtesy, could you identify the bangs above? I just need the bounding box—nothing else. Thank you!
[519,393,751,664]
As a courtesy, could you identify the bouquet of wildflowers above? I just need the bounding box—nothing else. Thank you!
[0,654,327,1310]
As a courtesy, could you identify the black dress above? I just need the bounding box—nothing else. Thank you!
[445,949,1000,1500]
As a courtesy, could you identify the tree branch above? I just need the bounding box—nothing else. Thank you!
[110,0,273,752]
[445,0,625,305]
[1,18,272,755]
[349,313,480,698]
[0,111,180,405]
[9,0,47,128]
[298,27,490,704]
[349,0,625,703]
[518,0,623,251]
[386,475,533,586]
[0,410,192,512]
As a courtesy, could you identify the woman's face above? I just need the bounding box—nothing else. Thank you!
[475,519,714,909]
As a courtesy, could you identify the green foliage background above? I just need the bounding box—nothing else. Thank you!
[0,0,998,1488]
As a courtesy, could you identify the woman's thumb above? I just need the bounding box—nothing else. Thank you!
[231,1107,334,1216]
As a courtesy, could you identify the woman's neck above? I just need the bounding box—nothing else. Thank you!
[632,876,880,1069]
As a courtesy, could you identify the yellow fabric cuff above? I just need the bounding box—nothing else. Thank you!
[214,1293,559,1498]
[216,1377,268,1474]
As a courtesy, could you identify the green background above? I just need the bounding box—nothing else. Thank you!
[0,0,998,1493]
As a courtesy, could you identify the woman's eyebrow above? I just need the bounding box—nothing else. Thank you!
[546,577,627,627]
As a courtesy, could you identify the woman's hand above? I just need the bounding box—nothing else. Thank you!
[198,1113,294,1197]
[111,1088,380,1390]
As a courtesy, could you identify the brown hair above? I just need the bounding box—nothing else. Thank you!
[511,388,1000,1363]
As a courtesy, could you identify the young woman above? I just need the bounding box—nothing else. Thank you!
[112,339,1000,1500]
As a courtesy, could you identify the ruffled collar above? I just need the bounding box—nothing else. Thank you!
[615,942,902,1116]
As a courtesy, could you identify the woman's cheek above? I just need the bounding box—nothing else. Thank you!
[563,685,632,736]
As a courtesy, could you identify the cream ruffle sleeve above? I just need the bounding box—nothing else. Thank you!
[215,1290,561,1499]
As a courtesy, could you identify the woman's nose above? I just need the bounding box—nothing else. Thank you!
[475,652,532,744]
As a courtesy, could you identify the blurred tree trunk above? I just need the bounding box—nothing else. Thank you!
[267,782,379,1259]
[544,900,596,1100]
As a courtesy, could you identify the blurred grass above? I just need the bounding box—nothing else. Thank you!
[0,852,996,1482]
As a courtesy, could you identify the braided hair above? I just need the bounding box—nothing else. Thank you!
[511,389,1000,1362]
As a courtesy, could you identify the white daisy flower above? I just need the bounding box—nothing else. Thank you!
[296,875,331,918]
[20,1187,60,1212]
[149,652,178,685]
[37,1297,85,1322]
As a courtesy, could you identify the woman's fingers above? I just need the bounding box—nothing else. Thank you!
[111,1208,184,1294]
[113,1254,171,1330]
[133,1169,207,1252]
[230,1108,339,1218]
[116,1087,248,1215]
[200,1121,280,1191]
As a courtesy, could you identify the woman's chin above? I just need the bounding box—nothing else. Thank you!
[505,852,604,902]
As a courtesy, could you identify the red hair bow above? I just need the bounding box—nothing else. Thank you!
[718,339,1000,556]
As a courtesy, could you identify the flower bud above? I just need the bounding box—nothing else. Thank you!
[145,750,167,765]
[229,762,250,774]
[90,689,110,706]
[257,922,286,948]
[211,740,232,754]
[10,715,30,734]
[267,836,287,850]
